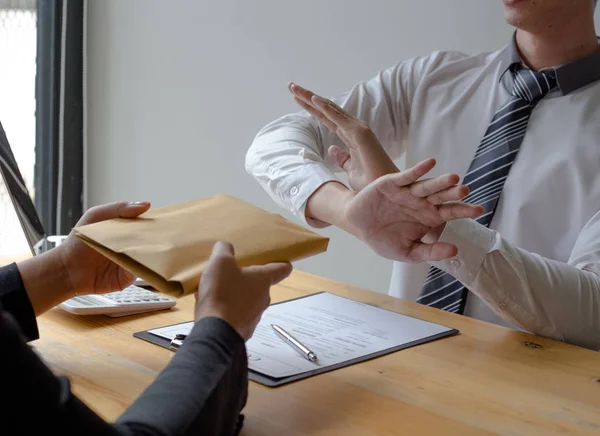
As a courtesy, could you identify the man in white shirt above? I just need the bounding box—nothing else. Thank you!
[246,0,600,350]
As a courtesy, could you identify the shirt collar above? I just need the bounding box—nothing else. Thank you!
[498,32,600,96]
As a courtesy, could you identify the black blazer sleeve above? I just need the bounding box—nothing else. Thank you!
[0,263,248,436]
[115,317,249,436]
[0,262,39,340]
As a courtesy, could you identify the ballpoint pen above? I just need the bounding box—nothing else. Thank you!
[271,324,318,362]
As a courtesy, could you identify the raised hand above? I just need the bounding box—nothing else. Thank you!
[341,158,483,263]
[290,83,483,262]
[289,82,399,191]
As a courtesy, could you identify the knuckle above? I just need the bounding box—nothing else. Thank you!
[381,173,395,184]
[113,201,128,217]
[87,204,102,215]
[429,193,440,203]
[354,123,371,137]
[212,253,229,262]
[212,254,234,268]
[216,240,233,249]
[82,206,103,222]
[403,168,417,180]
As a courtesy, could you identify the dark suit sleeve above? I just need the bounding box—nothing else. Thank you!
[115,317,249,436]
[0,263,248,436]
[0,262,39,340]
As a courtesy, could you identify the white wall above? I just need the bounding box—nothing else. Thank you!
[86,0,514,294]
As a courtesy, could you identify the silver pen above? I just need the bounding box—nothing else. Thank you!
[271,324,318,362]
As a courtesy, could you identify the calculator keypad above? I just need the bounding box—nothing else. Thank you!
[103,286,173,305]
[60,284,176,316]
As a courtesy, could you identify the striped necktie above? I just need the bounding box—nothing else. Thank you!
[417,64,558,314]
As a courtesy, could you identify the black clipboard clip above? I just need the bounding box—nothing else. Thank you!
[169,333,187,350]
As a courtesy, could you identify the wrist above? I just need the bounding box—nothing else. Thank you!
[55,245,77,298]
[195,303,249,340]
[305,181,356,229]
[17,248,74,315]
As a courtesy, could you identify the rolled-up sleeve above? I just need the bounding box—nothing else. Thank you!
[245,55,440,226]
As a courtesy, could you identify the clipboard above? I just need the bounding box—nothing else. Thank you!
[133,293,459,388]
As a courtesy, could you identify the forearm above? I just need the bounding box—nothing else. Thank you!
[246,67,409,225]
[475,249,600,349]
[246,114,341,224]
[305,181,356,229]
[430,219,600,350]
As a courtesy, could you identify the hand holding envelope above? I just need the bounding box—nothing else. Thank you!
[73,194,329,296]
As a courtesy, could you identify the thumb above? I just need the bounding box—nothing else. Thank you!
[245,262,293,285]
[328,145,352,173]
[118,268,137,289]
[408,242,458,263]
[209,241,235,259]
[77,201,151,225]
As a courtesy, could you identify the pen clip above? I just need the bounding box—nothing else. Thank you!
[170,333,187,350]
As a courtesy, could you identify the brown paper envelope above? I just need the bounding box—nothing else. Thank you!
[73,194,329,296]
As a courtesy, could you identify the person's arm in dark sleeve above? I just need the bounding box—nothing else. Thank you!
[1,309,247,436]
[115,316,248,436]
[0,308,122,436]
[0,262,39,341]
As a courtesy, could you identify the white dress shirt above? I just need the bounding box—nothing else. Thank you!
[246,36,600,350]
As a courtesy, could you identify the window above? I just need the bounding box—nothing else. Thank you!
[0,0,83,257]
[0,0,37,255]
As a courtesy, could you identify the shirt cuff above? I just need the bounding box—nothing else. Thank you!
[280,162,341,228]
[428,219,494,285]
[0,263,39,341]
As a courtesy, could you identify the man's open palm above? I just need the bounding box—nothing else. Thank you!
[290,83,483,262]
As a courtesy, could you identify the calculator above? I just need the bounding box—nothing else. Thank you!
[58,285,176,317]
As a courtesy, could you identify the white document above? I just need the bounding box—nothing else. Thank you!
[146,292,455,380]
[245,292,455,379]
[148,321,193,341]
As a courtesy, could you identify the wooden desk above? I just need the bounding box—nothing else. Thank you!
[32,271,600,435]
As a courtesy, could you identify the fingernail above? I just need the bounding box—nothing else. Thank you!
[129,201,150,207]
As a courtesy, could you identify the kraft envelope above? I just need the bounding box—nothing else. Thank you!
[74,194,329,296]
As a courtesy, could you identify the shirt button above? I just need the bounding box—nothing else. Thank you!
[290,186,299,196]
[499,303,507,311]
[450,259,460,268]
